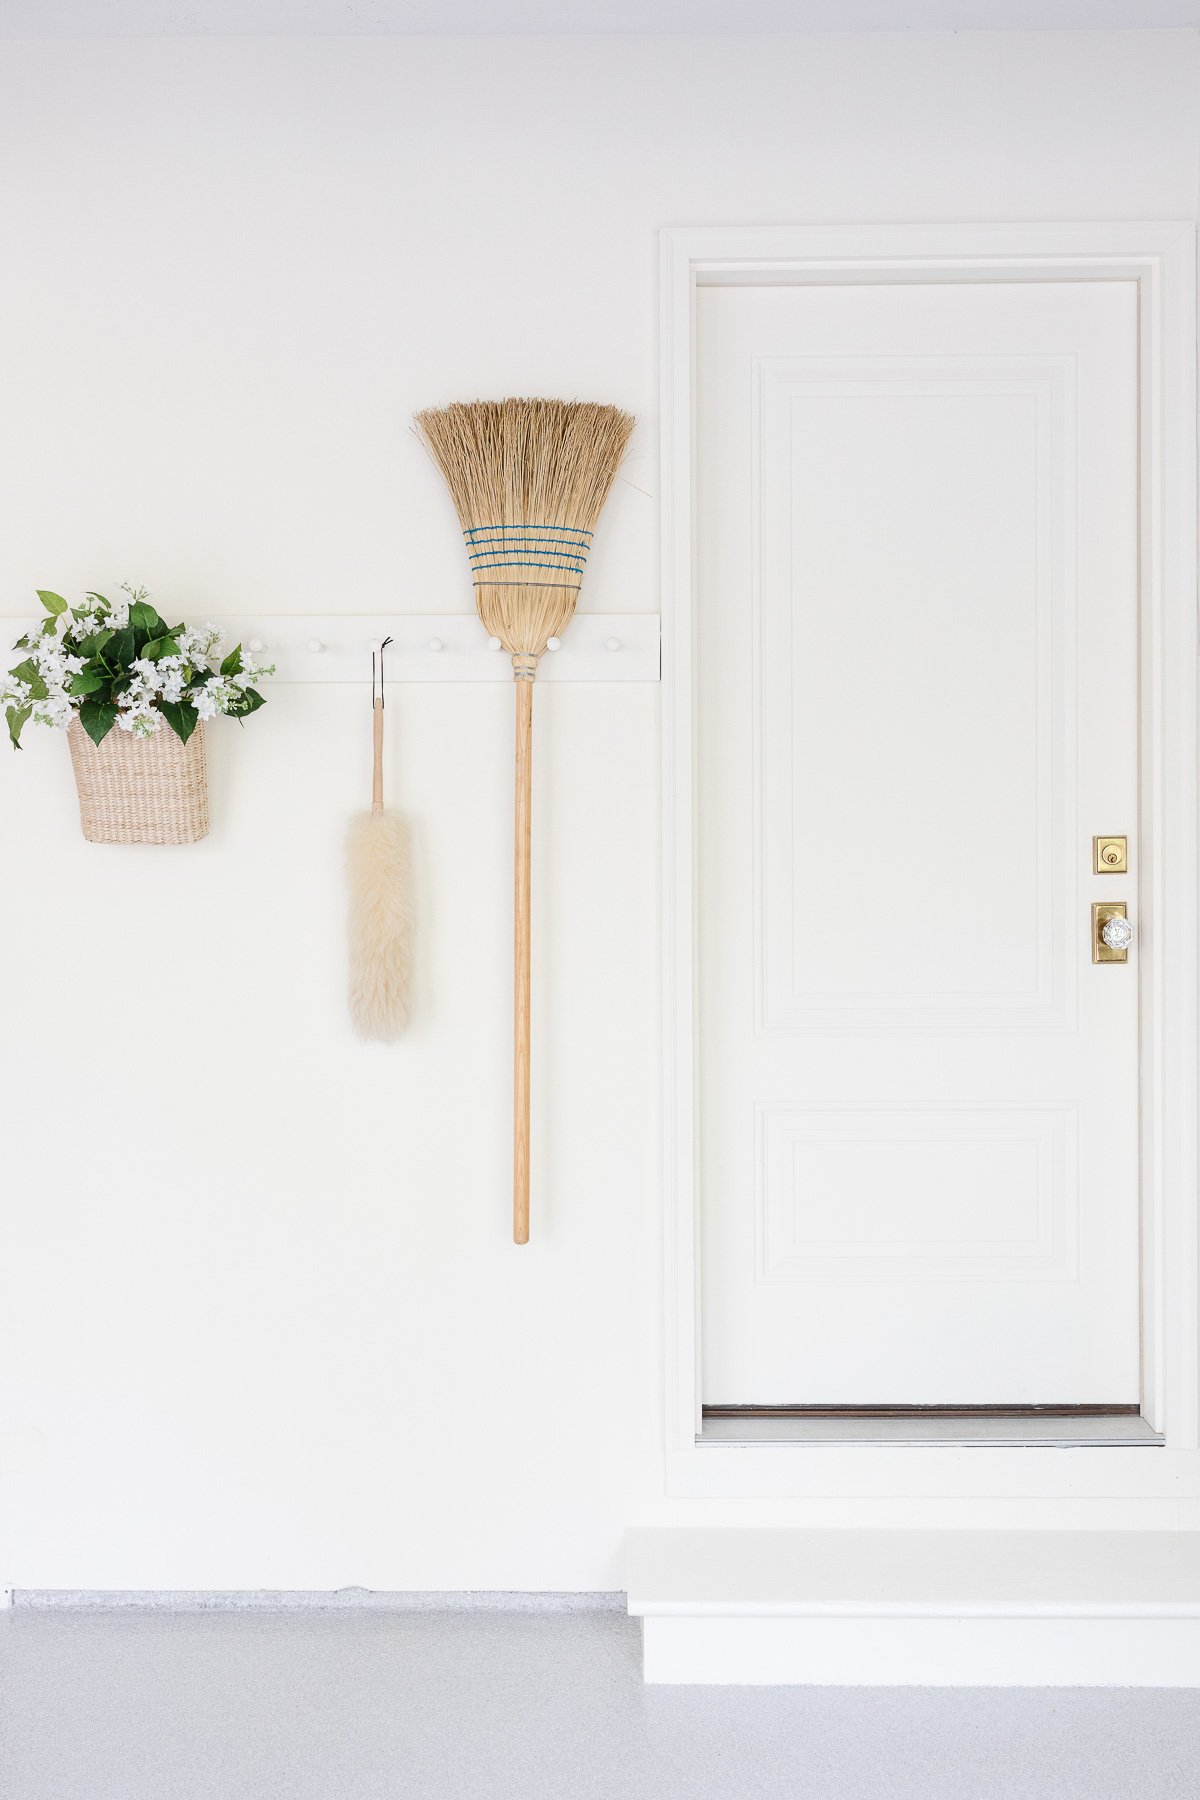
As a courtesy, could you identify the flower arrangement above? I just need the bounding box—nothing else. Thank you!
[3,584,273,750]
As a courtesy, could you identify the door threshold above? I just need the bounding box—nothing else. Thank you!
[699,1407,1163,1447]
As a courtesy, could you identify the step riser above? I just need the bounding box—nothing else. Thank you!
[642,1614,1200,1685]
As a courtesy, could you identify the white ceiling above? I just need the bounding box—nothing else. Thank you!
[2,0,1199,35]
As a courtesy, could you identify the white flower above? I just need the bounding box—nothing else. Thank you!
[234,657,275,690]
[189,675,245,719]
[1,674,32,709]
[9,634,87,734]
[116,657,165,734]
[28,638,83,684]
[29,692,74,731]
[156,656,187,704]
[178,623,223,665]
[116,701,162,736]
[64,595,110,642]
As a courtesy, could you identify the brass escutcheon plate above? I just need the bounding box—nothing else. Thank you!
[1094,836,1128,874]
[1093,900,1130,964]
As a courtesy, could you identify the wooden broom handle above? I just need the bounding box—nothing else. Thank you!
[372,699,384,814]
[514,677,533,1244]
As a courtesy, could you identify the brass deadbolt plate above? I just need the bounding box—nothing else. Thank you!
[1093,901,1130,964]
[1094,836,1128,874]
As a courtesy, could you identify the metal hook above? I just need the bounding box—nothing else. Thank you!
[372,636,393,708]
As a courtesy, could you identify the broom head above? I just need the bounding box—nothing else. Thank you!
[414,398,634,676]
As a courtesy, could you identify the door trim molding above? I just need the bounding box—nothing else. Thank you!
[659,222,1198,1502]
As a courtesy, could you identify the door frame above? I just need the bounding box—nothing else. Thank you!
[659,222,1198,1511]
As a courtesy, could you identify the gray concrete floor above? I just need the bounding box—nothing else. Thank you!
[1,1605,1198,1799]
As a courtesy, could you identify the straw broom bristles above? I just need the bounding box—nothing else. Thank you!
[413,398,635,671]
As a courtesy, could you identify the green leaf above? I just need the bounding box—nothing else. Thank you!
[79,699,118,746]
[6,704,29,749]
[143,635,180,663]
[229,687,265,720]
[108,627,135,671]
[78,628,114,660]
[37,590,68,616]
[127,601,165,641]
[159,700,199,744]
[67,668,105,696]
[9,658,48,702]
[220,644,243,677]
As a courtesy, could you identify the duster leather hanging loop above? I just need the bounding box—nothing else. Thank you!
[347,637,414,1042]
[415,398,635,1243]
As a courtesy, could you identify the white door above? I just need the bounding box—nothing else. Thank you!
[697,279,1140,1406]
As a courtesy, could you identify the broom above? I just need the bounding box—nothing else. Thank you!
[414,398,634,1243]
[347,637,413,1040]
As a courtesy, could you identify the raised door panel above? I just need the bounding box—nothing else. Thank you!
[757,356,1074,1033]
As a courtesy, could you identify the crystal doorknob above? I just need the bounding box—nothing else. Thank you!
[1101,913,1133,952]
[1093,902,1133,963]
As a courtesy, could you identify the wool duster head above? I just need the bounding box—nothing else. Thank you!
[413,398,635,677]
[347,808,412,1041]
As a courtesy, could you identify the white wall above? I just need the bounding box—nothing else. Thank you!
[1,28,1197,1590]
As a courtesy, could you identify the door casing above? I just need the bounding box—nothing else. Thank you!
[659,222,1198,1517]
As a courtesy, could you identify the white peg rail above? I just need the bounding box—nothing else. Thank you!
[221,614,660,683]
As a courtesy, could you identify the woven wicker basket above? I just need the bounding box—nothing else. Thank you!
[67,716,209,844]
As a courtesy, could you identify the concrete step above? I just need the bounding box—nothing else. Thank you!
[624,1528,1200,1685]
